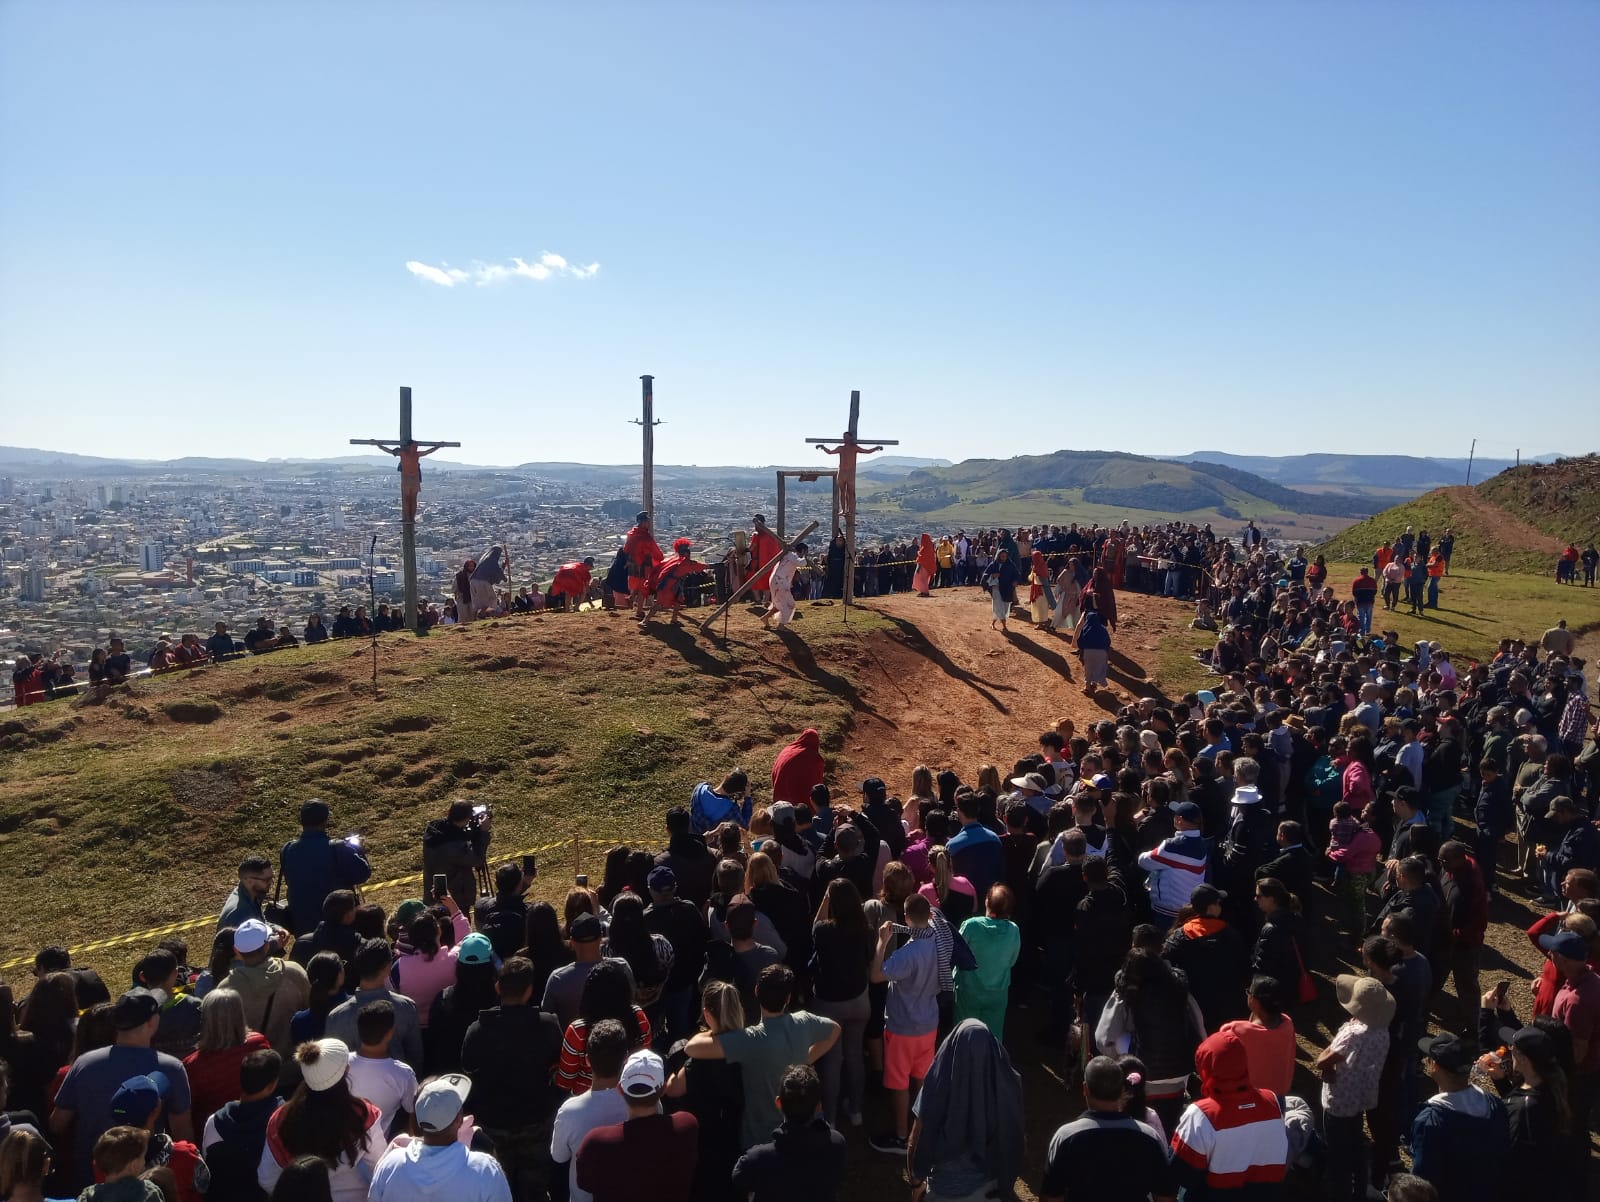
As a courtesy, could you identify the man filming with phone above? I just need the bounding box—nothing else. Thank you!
[423,799,494,917]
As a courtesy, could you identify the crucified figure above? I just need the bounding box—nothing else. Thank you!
[385,443,440,521]
[816,437,883,524]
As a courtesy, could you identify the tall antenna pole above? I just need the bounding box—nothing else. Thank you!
[1465,438,1477,486]
[633,376,661,520]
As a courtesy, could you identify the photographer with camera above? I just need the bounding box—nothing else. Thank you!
[423,800,494,917]
[279,800,373,938]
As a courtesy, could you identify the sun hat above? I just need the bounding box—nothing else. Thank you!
[1335,974,1396,1027]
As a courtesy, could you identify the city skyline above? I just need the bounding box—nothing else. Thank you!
[3,3,1597,464]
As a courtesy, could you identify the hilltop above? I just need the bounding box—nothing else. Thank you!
[0,590,1182,970]
[1319,455,1600,572]
[863,449,1373,535]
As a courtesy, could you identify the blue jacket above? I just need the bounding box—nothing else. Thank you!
[280,829,373,936]
[691,782,753,835]
[1076,611,1112,651]
[1410,1086,1506,1201]
[947,822,1004,899]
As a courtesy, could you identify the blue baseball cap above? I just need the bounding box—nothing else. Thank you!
[1538,930,1588,960]
[456,933,496,966]
[110,1072,171,1124]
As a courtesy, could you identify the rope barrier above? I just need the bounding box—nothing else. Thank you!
[0,835,631,972]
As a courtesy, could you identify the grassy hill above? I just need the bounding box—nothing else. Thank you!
[863,449,1373,534]
[1320,456,1600,573]
[0,607,890,971]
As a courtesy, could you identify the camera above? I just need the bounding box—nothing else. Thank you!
[344,834,365,850]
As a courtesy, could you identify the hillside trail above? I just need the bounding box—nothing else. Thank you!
[1436,484,1567,555]
[790,587,1189,789]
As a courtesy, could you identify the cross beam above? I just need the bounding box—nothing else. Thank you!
[349,386,461,633]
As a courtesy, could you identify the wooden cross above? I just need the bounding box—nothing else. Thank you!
[806,389,898,611]
[350,386,461,634]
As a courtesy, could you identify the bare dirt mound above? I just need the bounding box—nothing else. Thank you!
[835,589,1185,787]
[1433,484,1567,555]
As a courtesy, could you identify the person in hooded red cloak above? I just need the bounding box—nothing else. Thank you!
[772,729,826,808]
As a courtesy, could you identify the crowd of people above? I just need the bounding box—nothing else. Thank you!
[5,508,1600,1202]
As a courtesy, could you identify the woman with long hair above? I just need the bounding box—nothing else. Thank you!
[975,764,1003,798]
[1250,879,1308,1009]
[555,961,651,1094]
[908,765,937,817]
[516,902,575,1002]
[919,847,976,925]
[743,852,812,974]
[604,893,673,1018]
[663,981,745,1202]
[0,1127,61,1202]
[289,952,349,1045]
[17,974,76,1083]
[181,988,270,1131]
[862,862,917,1074]
[0,981,45,1119]
[421,956,499,1077]
[259,1041,382,1202]
[389,899,471,1028]
[1486,1023,1571,1197]
[598,846,634,910]
[1117,1053,1168,1144]
[811,878,873,1126]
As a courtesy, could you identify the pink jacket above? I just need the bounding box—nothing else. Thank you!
[1327,826,1381,875]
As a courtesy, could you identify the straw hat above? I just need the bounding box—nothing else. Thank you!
[1335,974,1395,1027]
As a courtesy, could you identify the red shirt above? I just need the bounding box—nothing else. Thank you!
[1553,968,1600,1074]
[1220,1017,1298,1097]
[576,1111,699,1202]
[182,1031,272,1130]
[1351,575,1378,600]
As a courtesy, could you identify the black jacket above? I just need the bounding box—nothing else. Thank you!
[422,819,490,915]
[645,897,709,989]
[1073,885,1134,994]
[750,881,813,975]
[1251,910,1306,998]
[205,1095,281,1201]
[730,1116,848,1202]
[1162,920,1250,1032]
[460,1003,564,1128]
[289,919,360,973]
[656,835,717,908]
[1254,845,1314,914]
[474,893,528,962]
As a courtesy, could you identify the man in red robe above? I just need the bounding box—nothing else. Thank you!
[623,512,664,617]
[549,557,595,612]
[771,728,826,808]
[746,514,782,605]
[639,538,707,629]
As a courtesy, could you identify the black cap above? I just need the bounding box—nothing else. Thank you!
[861,777,887,804]
[569,913,602,943]
[299,799,330,826]
[636,511,650,523]
[113,987,165,1030]
[1418,1034,1473,1073]
[1499,1025,1558,1063]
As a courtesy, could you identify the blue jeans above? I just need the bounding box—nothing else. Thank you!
[1427,577,1440,608]
[1357,603,1374,634]
[1427,784,1460,838]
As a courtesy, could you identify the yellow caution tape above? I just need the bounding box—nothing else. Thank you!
[0,836,631,972]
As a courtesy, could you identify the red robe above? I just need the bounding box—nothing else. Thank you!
[624,525,664,591]
[748,528,782,590]
[646,552,708,604]
[771,728,826,807]
[550,560,592,599]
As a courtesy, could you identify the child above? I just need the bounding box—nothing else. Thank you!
[1326,803,1381,949]
[344,1000,418,1138]
[105,1072,209,1202]
[82,1127,164,1201]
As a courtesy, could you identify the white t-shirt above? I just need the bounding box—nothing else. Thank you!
[346,1055,418,1137]
[550,1086,631,1202]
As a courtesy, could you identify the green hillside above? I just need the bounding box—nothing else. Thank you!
[865,449,1373,526]
[1318,485,1567,573]
[1477,455,1600,545]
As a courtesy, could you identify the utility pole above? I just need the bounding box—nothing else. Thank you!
[632,375,661,520]
[1465,438,1477,486]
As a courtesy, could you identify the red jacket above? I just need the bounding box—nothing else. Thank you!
[772,729,826,807]
[551,561,592,598]
[748,529,782,590]
[1527,911,1600,1016]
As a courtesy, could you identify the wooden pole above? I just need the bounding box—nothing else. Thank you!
[639,375,656,520]
[776,472,787,541]
[699,521,819,632]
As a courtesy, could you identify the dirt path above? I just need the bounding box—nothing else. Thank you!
[1436,484,1568,555]
[819,587,1188,789]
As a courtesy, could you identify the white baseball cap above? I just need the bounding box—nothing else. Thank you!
[619,1049,665,1098]
[233,919,272,954]
[415,1073,472,1132]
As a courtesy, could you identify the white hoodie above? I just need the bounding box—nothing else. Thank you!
[368,1136,511,1202]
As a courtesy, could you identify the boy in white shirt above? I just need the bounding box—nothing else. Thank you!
[549,1019,632,1202]
[345,1000,417,1138]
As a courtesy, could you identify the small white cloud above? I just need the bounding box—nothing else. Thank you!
[405,260,461,287]
[404,251,600,288]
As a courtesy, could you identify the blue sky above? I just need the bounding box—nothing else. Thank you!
[1,1,1596,466]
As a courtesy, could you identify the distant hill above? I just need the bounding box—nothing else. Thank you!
[1317,455,1600,573]
[1186,451,1560,490]
[869,450,1375,523]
